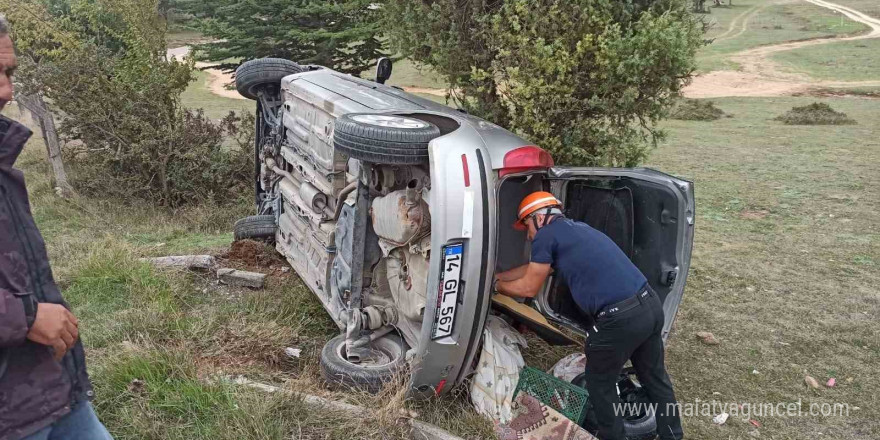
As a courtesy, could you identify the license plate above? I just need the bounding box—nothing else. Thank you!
[432,244,463,340]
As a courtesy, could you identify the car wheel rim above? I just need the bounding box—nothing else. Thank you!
[350,114,430,129]
[336,340,395,368]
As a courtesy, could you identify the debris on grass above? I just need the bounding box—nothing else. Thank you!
[696,331,721,345]
[141,254,216,270]
[713,412,729,425]
[805,376,820,389]
[284,347,302,359]
[669,98,727,121]
[749,419,761,428]
[774,102,856,125]
[217,267,267,288]
[826,378,836,388]
[127,378,146,395]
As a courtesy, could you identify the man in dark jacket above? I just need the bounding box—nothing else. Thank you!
[0,15,112,440]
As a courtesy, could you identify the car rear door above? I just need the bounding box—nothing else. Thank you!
[534,167,695,342]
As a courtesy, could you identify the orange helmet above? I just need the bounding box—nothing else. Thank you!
[513,191,561,231]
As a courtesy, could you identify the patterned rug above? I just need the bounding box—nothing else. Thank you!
[496,393,598,440]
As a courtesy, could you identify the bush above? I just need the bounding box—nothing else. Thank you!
[774,102,856,125]
[668,99,726,121]
[9,0,254,207]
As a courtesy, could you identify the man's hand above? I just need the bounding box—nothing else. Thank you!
[26,303,79,361]
[496,262,552,299]
[496,264,530,282]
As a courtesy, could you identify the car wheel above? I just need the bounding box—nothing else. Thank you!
[319,333,408,393]
[623,410,657,439]
[332,113,441,165]
[233,215,276,242]
[235,58,303,100]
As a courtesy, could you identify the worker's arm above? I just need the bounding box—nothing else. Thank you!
[496,263,552,299]
[495,264,529,282]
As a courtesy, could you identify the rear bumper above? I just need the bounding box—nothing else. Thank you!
[409,125,495,398]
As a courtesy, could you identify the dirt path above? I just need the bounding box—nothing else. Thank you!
[684,0,880,98]
[713,4,765,42]
[167,46,248,100]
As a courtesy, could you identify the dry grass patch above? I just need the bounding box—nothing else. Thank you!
[774,102,856,125]
[669,99,728,121]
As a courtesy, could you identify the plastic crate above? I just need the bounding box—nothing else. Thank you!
[513,366,591,424]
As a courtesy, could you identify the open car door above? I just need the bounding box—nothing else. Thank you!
[534,167,695,342]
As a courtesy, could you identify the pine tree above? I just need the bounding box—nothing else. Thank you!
[175,0,386,75]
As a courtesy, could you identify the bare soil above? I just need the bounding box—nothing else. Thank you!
[218,239,289,276]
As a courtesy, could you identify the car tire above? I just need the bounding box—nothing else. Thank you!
[320,333,408,394]
[235,58,303,100]
[571,373,658,438]
[332,113,441,165]
[233,215,276,242]
[624,411,657,439]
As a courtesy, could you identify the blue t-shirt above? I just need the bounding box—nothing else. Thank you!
[530,217,647,316]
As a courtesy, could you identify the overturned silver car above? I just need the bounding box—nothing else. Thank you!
[232,58,695,400]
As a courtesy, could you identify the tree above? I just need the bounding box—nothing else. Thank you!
[173,0,387,74]
[385,0,704,167]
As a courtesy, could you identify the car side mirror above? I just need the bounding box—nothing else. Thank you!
[375,57,392,84]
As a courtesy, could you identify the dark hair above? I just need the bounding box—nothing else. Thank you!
[0,15,8,37]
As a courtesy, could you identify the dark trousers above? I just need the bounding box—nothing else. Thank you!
[584,289,683,440]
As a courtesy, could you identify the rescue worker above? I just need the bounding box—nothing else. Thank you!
[494,191,683,440]
[0,15,112,440]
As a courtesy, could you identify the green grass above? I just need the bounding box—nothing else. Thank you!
[181,69,251,120]
[166,30,207,49]
[773,37,880,82]
[385,59,449,89]
[697,0,870,72]
[831,0,880,18]
[361,58,449,90]
[650,96,880,439]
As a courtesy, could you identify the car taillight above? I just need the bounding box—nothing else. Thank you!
[499,146,554,177]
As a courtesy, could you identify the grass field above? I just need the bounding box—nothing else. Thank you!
[180,69,251,120]
[832,0,880,17]
[697,0,869,72]
[774,37,880,81]
[652,96,879,439]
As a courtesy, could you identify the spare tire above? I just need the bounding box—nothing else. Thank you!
[233,215,276,242]
[235,58,303,100]
[320,333,408,393]
[332,113,441,165]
